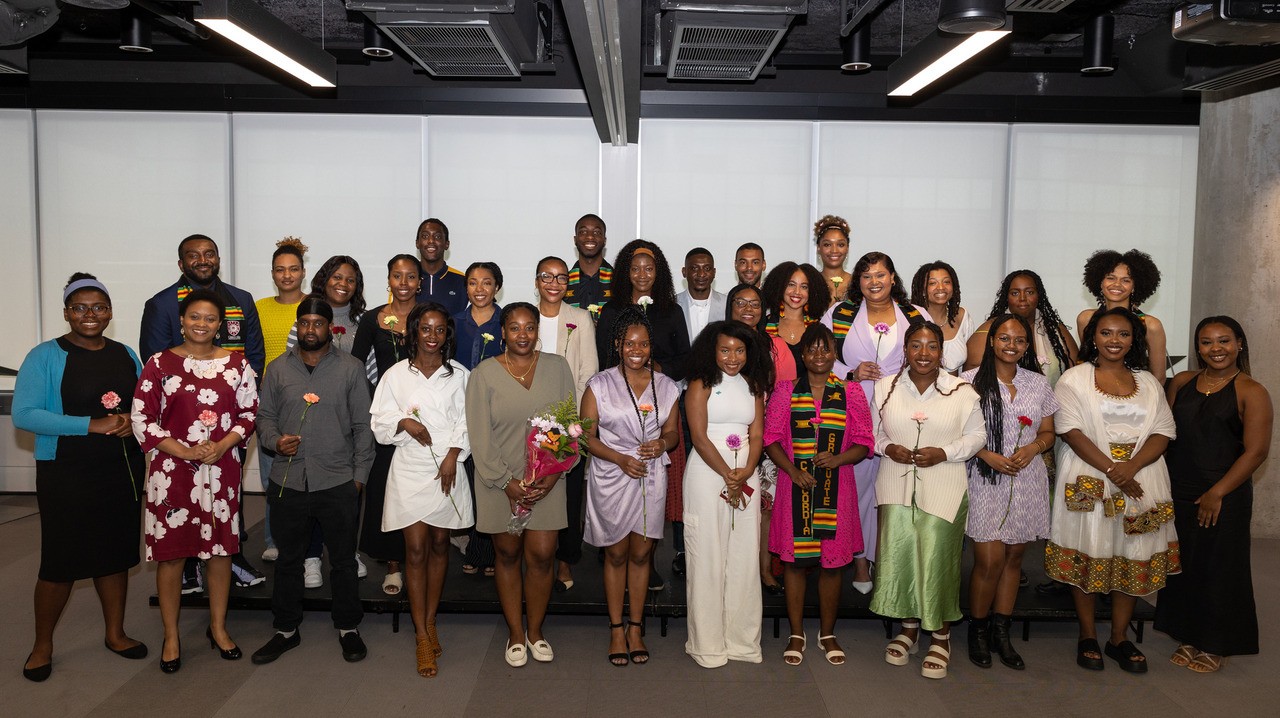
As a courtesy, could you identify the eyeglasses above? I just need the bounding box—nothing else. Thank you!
[732,299,762,309]
[68,304,110,316]
[537,272,570,285]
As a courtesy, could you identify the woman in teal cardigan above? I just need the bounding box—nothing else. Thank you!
[13,273,147,682]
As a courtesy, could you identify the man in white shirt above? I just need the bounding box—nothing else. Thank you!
[676,247,727,345]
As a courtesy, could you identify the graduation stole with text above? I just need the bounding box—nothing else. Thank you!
[178,281,246,352]
[830,298,924,379]
[789,372,846,564]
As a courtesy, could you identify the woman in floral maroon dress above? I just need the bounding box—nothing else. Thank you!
[132,288,258,673]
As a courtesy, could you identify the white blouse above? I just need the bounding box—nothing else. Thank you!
[872,371,985,523]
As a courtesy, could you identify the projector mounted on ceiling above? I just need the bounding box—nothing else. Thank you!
[1173,1,1280,46]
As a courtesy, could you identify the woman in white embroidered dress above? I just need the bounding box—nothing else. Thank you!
[1045,307,1177,674]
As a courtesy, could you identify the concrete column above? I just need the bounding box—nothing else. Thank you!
[1190,85,1280,537]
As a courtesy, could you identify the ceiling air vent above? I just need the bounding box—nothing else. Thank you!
[664,11,792,81]
[1185,56,1280,91]
[0,47,27,74]
[380,19,519,77]
[347,1,545,78]
[1004,0,1078,12]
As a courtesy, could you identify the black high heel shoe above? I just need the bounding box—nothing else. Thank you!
[160,639,182,674]
[207,627,243,661]
[626,619,649,665]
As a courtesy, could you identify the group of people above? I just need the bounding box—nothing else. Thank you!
[12,212,1269,683]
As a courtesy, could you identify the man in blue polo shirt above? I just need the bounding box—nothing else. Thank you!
[413,218,466,315]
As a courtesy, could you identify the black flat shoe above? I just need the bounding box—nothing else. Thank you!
[160,640,182,674]
[105,640,148,660]
[1104,640,1148,674]
[22,654,51,682]
[1076,638,1104,671]
[207,627,242,661]
[762,581,785,597]
[252,630,301,665]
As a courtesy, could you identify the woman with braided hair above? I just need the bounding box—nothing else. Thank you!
[960,313,1057,671]
[965,270,1078,384]
[871,321,984,680]
[814,214,853,305]
[581,306,680,666]
[819,251,928,593]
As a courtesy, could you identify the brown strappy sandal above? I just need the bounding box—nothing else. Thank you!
[416,637,437,677]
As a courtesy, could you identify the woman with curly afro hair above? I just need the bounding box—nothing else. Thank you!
[1075,249,1168,382]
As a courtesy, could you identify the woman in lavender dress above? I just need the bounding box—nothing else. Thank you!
[960,313,1058,671]
[820,252,928,593]
[582,307,680,666]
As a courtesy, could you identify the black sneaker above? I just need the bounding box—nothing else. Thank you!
[671,552,686,578]
[231,554,266,587]
[251,631,301,665]
[180,559,203,595]
[339,631,367,663]
[648,568,665,592]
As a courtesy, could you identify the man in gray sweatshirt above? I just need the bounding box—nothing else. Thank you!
[252,298,375,664]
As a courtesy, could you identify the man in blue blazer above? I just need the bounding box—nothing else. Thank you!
[139,233,267,591]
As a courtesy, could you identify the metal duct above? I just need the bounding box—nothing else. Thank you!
[0,0,59,47]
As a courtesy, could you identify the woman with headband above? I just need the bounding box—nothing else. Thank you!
[14,274,148,681]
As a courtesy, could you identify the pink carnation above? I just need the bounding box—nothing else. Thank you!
[101,391,122,410]
[567,423,583,438]
[199,409,218,428]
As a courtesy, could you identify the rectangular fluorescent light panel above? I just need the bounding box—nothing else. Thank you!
[197,18,335,88]
[888,29,1010,97]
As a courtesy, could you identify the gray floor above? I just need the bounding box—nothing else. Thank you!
[1,493,1276,717]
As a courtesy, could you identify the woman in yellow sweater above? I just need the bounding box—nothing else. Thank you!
[255,238,308,561]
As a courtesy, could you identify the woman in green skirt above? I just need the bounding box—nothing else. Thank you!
[869,321,984,679]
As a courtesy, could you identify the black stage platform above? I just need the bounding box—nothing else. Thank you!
[157,520,1152,642]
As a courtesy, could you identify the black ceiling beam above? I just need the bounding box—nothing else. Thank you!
[560,0,642,144]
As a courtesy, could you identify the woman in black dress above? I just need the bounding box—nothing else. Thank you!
[353,254,421,595]
[12,273,147,681]
[594,240,690,382]
[1156,316,1272,673]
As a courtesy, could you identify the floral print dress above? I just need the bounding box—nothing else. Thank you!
[131,350,258,562]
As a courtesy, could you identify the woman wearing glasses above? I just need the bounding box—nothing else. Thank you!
[535,256,599,594]
[14,273,148,681]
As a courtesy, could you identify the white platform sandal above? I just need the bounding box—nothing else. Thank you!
[921,631,951,679]
[885,620,921,666]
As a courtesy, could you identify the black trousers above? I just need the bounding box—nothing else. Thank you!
[556,457,587,565]
[268,481,363,632]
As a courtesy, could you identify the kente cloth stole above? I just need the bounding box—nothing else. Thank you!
[790,372,845,565]
[830,299,924,376]
[178,281,246,351]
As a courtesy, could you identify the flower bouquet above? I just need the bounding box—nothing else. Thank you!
[508,398,592,535]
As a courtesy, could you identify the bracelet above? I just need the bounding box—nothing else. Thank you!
[501,477,515,491]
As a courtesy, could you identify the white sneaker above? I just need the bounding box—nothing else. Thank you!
[261,547,279,562]
[355,553,368,579]
[304,557,323,589]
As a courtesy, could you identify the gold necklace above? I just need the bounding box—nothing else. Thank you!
[502,351,538,383]
[1199,370,1239,395]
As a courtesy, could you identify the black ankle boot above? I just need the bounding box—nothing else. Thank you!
[991,614,1025,670]
[967,616,992,668]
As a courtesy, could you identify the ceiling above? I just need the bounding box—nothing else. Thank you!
[2,0,1278,142]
